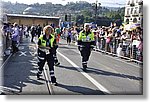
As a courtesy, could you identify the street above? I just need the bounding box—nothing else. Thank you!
[0,36,142,95]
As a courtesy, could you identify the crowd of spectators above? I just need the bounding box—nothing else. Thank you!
[61,24,143,62]
[93,25,143,62]
[0,22,143,62]
[0,22,42,55]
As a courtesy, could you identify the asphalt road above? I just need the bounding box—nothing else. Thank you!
[0,36,143,95]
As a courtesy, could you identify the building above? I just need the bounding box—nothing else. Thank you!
[4,7,60,27]
[6,14,60,27]
[124,0,143,27]
[23,7,39,15]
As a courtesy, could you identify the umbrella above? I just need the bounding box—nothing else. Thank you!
[130,23,140,30]
[124,23,140,31]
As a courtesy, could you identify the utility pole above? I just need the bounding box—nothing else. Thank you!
[95,0,98,24]
[93,0,101,24]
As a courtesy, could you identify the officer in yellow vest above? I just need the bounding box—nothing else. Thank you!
[78,24,95,71]
[37,25,57,85]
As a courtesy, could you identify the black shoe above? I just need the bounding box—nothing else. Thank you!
[83,67,86,71]
[54,62,60,66]
[51,77,57,86]
[83,65,87,71]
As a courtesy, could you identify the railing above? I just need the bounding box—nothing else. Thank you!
[94,37,143,65]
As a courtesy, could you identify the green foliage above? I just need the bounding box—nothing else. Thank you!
[1,1,125,25]
[76,15,84,24]
[81,10,92,17]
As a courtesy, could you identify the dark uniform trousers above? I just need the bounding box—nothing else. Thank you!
[80,48,91,63]
[37,49,56,82]
[79,44,91,67]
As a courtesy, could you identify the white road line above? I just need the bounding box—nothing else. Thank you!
[0,53,12,69]
[57,51,111,94]
[43,66,53,95]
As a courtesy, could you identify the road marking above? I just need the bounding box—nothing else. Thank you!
[0,53,12,69]
[58,51,111,94]
[61,46,142,83]
[0,86,20,94]
[19,51,27,56]
[18,46,24,50]
[43,66,54,95]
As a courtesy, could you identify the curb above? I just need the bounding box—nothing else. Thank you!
[94,48,143,65]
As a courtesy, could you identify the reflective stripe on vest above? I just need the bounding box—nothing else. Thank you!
[78,31,95,42]
[38,35,55,47]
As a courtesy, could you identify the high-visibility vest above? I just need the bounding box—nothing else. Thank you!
[38,34,55,47]
[78,31,95,42]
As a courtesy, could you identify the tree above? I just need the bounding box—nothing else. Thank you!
[76,15,84,25]
[81,10,92,17]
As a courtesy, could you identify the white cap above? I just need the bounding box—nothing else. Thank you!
[84,23,90,27]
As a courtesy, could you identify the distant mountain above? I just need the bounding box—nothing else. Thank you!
[1,1,122,15]
[1,1,125,26]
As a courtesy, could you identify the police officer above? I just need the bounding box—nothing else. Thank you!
[78,24,95,71]
[37,25,57,85]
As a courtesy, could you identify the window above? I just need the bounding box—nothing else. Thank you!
[139,17,140,20]
[131,0,134,3]
[133,18,137,23]
[134,7,138,14]
[126,19,129,24]
[131,8,134,14]
[127,0,130,5]
[130,0,135,6]
[127,8,130,15]
[138,0,143,5]
[139,6,143,14]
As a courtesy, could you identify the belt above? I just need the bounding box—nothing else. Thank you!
[38,48,50,54]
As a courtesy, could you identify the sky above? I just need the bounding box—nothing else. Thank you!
[1,0,126,7]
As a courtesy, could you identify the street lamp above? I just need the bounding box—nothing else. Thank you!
[92,0,101,24]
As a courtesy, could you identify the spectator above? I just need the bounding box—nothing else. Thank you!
[100,27,106,50]
[106,30,113,53]
[11,22,19,53]
[30,25,36,42]
[36,24,42,38]
[19,25,24,43]
[121,31,129,57]
[136,27,143,61]
[55,26,61,43]
[117,43,122,57]
[67,28,72,45]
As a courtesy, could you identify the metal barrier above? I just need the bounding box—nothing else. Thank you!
[95,38,143,65]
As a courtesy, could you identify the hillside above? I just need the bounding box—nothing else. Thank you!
[1,1,125,26]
